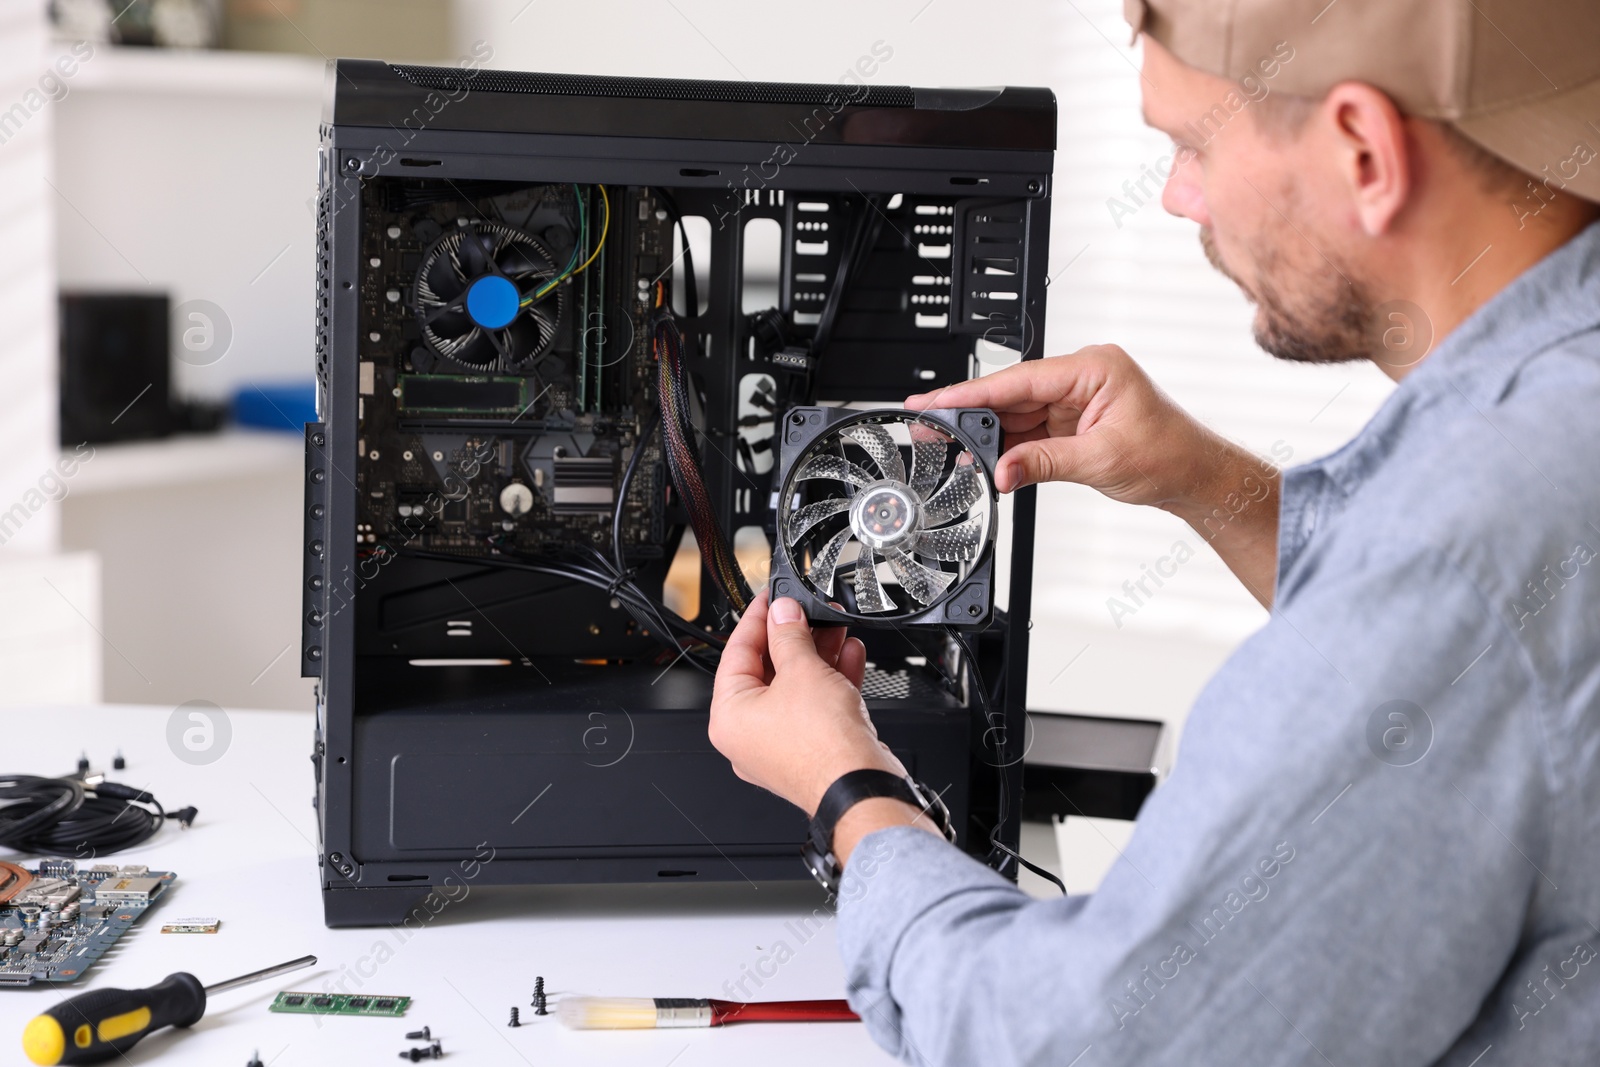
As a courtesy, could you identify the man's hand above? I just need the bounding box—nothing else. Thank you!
[709,590,943,864]
[710,588,900,813]
[908,345,1282,607]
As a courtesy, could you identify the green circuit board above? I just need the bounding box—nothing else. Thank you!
[270,991,412,1017]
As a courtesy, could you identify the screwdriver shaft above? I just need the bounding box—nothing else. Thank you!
[204,954,317,995]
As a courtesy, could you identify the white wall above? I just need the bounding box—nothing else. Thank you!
[456,0,1062,85]
[0,0,61,553]
[53,48,323,401]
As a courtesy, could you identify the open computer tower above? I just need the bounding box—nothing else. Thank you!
[303,59,1054,926]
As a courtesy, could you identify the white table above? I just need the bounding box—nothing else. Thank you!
[0,706,893,1066]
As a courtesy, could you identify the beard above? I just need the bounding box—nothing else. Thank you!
[1200,225,1375,365]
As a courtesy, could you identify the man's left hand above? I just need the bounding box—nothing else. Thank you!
[708,588,906,816]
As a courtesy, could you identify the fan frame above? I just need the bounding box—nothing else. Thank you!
[769,405,1001,630]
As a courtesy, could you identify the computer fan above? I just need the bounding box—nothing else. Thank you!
[768,406,999,629]
[412,220,565,369]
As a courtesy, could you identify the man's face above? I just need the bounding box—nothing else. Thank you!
[1140,39,1373,364]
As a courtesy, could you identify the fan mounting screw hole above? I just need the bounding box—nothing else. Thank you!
[432,451,444,462]
[791,413,806,425]
[968,604,981,617]
[980,415,994,428]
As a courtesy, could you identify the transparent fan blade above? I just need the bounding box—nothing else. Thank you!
[807,526,854,596]
[908,422,951,497]
[922,460,982,526]
[794,453,875,489]
[886,547,955,606]
[786,498,849,543]
[915,512,985,561]
[847,424,906,483]
[852,551,895,613]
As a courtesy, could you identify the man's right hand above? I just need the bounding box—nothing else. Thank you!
[907,345,1283,607]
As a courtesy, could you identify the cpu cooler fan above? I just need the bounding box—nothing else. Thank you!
[412,220,565,369]
[769,406,999,629]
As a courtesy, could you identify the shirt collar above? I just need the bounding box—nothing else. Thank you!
[1300,218,1600,500]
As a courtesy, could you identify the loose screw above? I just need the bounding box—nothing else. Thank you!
[508,1006,521,1028]
[404,1027,432,1041]
[532,976,548,1015]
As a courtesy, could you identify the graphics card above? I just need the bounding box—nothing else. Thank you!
[768,406,999,629]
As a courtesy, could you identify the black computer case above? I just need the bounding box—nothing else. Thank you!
[304,59,1054,926]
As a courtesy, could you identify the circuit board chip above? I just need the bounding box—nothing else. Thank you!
[271,991,411,1017]
[160,917,220,934]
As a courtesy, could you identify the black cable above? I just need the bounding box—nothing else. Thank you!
[613,410,662,575]
[402,548,721,674]
[949,631,1066,896]
[812,194,885,360]
[0,774,195,857]
[652,188,698,344]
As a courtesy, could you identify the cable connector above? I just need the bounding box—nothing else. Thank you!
[93,781,155,804]
[167,805,199,829]
[772,346,815,372]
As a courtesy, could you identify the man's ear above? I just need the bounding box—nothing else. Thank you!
[1321,82,1411,236]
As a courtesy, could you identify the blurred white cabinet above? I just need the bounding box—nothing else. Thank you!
[59,431,313,711]
[0,551,102,706]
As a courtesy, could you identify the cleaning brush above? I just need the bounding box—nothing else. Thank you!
[558,996,858,1029]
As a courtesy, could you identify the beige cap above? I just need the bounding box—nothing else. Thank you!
[1125,0,1600,201]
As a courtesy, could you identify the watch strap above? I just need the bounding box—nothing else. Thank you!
[811,769,922,841]
[801,770,953,893]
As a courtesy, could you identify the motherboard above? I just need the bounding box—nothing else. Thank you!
[355,180,675,562]
[0,860,174,986]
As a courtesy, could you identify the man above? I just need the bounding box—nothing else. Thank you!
[709,0,1600,1063]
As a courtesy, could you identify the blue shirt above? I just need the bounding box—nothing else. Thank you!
[838,220,1600,1067]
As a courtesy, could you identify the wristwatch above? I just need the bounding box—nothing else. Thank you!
[801,769,955,893]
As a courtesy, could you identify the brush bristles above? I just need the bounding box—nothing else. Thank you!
[558,997,660,1030]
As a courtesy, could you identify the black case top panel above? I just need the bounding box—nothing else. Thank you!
[325,59,1056,152]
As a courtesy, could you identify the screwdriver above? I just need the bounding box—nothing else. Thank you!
[22,953,316,1066]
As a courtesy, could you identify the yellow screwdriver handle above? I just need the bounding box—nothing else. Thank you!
[23,972,206,1065]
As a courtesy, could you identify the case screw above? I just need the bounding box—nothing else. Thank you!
[405,1027,432,1041]
[532,976,548,1015]
[508,1006,521,1027]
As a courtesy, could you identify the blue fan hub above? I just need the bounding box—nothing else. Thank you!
[465,274,521,330]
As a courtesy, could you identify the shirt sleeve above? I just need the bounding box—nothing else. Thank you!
[836,540,1552,1067]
